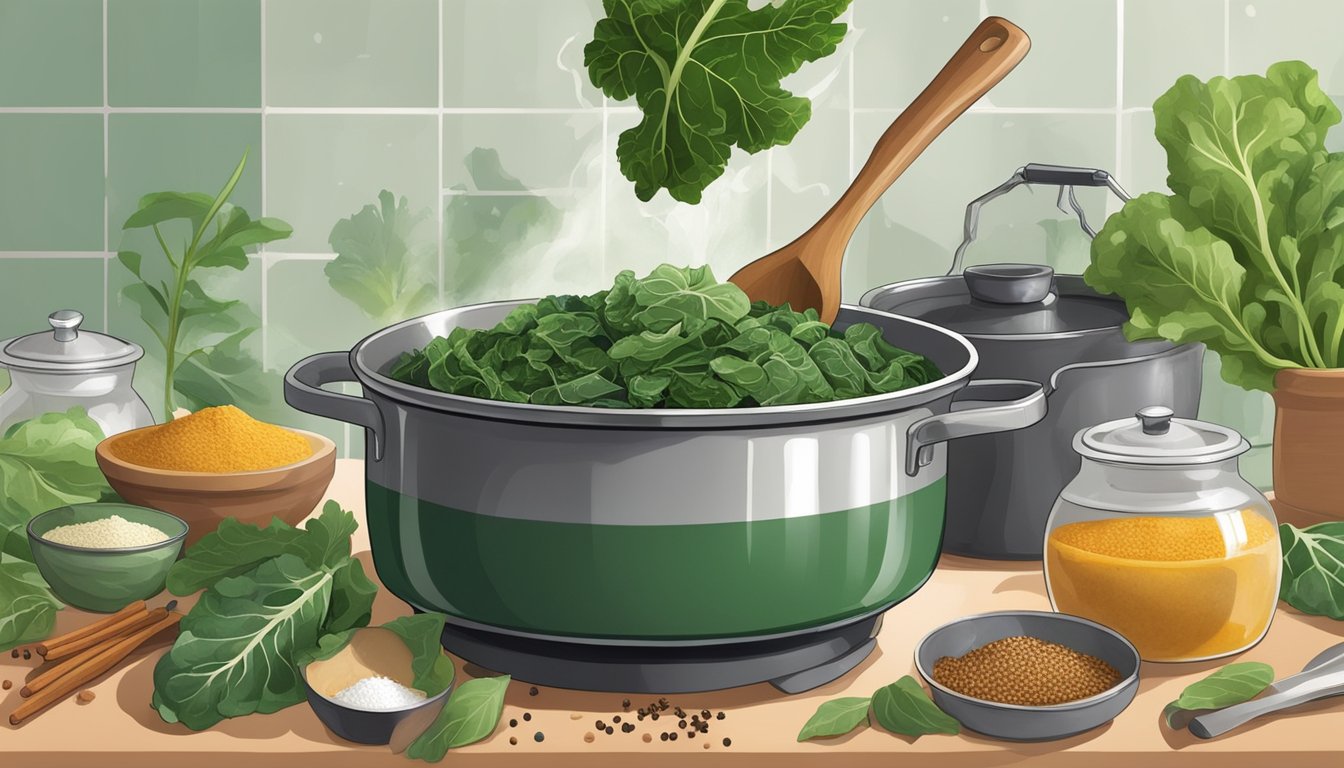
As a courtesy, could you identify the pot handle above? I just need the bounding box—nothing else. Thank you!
[905,379,1046,476]
[285,352,384,461]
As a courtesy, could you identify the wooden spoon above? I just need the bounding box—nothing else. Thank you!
[729,16,1031,323]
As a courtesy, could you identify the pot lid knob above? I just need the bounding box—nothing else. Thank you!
[48,309,83,342]
[1137,405,1173,435]
[963,264,1054,304]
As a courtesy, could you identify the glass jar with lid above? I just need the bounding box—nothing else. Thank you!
[0,310,155,437]
[1044,405,1278,662]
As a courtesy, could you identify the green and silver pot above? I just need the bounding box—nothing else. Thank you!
[285,301,1044,691]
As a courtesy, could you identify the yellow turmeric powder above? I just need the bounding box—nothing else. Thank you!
[113,405,312,472]
[1046,510,1279,661]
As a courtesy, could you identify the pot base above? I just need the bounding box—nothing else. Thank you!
[436,613,882,694]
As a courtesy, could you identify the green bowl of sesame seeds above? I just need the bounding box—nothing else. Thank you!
[27,502,188,612]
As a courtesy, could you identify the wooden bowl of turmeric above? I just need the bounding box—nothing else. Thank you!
[95,405,336,546]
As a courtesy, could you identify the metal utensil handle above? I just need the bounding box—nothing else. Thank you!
[905,379,1047,476]
[947,163,1134,275]
[284,352,385,460]
[1188,670,1344,739]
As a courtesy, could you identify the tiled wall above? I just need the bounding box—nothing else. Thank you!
[3,0,1334,484]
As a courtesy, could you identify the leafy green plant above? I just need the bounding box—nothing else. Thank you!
[407,674,511,761]
[1279,521,1344,618]
[389,264,940,408]
[1087,61,1344,392]
[0,556,61,653]
[152,503,377,730]
[584,0,851,203]
[117,152,291,420]
[325,190,437,324]
[797,676,959,742]
[1161,662,1274,730]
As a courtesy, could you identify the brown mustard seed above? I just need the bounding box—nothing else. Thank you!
[9,649,17,658]
[703,742,711,749]
[584,732,595,743]
[931,635,1122,706]
[2,680,11,690]
[643,733,653,743]
[77,690,96,703]
[509,736,518,746]
[569,713,583,720]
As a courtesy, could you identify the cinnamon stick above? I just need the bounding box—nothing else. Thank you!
[10,611,181,726]
[42,605,160,662]
[20,607,169,698]
[36,600,147,657]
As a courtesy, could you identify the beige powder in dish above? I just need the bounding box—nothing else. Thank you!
[42,515,169,549]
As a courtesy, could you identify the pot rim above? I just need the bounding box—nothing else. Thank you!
[346,300,979,429]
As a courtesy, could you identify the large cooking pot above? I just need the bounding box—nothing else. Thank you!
[285,303,1044,650]
[861,164,1205,560]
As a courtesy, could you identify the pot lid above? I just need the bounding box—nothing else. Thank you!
[1,310,143,372]
[1076,405,1250,465]
[864,264,1131,337]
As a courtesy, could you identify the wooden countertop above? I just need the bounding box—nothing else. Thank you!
[3,459,1340,766]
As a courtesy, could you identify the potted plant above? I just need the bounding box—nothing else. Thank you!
[1086,60,1344,522]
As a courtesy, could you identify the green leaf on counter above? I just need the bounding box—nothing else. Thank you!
[297,613,455,700]
[584,0,851,204]
[323,557,377,635]
[1280,522,1344,618]
[0,556,62,653]
[407,674,511,761]
[0,407,112,533]
[166,501,358,595]
[153,554,334,730]
[796,696,871,741]
[871,676,960,738]
[1168,662,1275,720]
[325,189,438,324]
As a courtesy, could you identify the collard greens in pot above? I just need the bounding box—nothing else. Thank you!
[389,264,941,408]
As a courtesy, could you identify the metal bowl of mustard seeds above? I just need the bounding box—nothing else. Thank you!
[914,611,1140,742]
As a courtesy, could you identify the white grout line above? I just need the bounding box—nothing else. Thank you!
[0,251,112,259]
[0,105,630,116]
[441,187,576,197]
[1115,0,1124,189]
[1223,0,1231,76]
[846,10,855,179]
[600,94,609,275]
[437,0,445,318]
[102,0,109,331]
[260,0,269,371]
[265,252,339,262]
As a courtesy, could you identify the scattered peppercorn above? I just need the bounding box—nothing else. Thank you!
[534,732,545,743]
[622,698,631,710]
[723,738,732,747]
[643,733,653,743]
[612,715,621,723]
[688,730,696,739]
[716,711,725,720]
[596,720,606,730]
[2,680,11,690]
[669,732,678,741]
[529,686,539,696]
[584,732,595,743]
[703,743,711,750]
[9,649,17,658]
[701,709,710,718]
[605,726,614,735]
[678,719,687,728]
[509,718,518,728]
[22,649,31,660]
[509,737,518,746]
[651,712,659,720]
[77,690,96,703]
[660,732,669,742]
[523,712,532,722]
[622,723,635,733]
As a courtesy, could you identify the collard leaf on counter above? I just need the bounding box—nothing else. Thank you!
[152,554,334,730]
[301,613,456,699]
[796,696,871,741]
[0,407,112,532]
[323,557,377,635]
[0,556,62,653]
[870,676,960,739]
[166,502,359,595]
[407,675,511,761]
[1280,522,1344,618]
[584,0,851,203]
[1162,662,1274,729]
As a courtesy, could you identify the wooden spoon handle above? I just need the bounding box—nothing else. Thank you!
[805,16,1030,260]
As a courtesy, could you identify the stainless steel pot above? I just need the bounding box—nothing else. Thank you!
[285,302,1045,650]
[861,164,1205,560]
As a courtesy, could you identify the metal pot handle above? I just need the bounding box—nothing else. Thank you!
[284,352,384,460]
[905,379,1047,476]
[1046,342,1205,395]
[947,163,1133,275]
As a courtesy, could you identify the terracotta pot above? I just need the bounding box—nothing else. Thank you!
[1272,368,1344,521]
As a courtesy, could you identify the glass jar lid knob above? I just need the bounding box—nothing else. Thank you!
[48,309,83,342]
[1136,405,1173,435]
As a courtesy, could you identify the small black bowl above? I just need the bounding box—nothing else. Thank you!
[301,669,451,745]
[914,610,1141,742]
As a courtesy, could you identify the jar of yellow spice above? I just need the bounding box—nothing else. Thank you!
[1044,406,1279,662]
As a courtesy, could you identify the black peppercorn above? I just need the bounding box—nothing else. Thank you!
[534,732,544,742]
[660,732,669,742]
[605,726,614,735]
[701,709,710,718]
[688,730,696,739]
[596,720,605,730]
[9,649,17,659]
[678,719,686,728]
[612,715,621,723]
[622,698,631,710]
[523,712,532,722]
[716,711,725,720]
[22,649,31,660]
[669,732,678,741]
[723,738,732,747]
[509,718,518,728]
[651,712,659,720]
